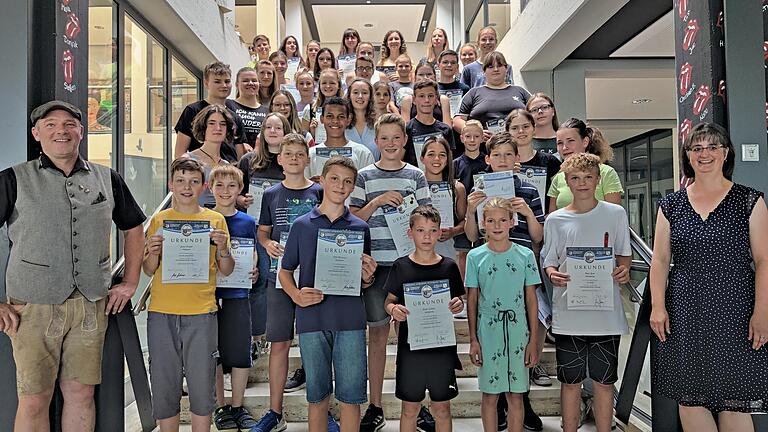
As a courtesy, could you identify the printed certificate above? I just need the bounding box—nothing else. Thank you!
[429,182,454,228]
[403,279,456,350]
[316,146,353,166]
[247,177,278,221]
[286,58,301,83]
[566,247,614,311]
[519,165,547,203]
[280,84,301,105]
[217,237,254,289]
[314,107,326,144]
[314,229,364,296]
[486,118,506,135]
[162,220,210,284]
[273,231,291,289]
[439,89,463,118]
[376,66,396,78]
[383,194,418,257]
[413,132,443,171]
[337,54,357,76]
[473,171,516,230]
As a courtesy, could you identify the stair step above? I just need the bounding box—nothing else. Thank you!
[179,378,561,423]
[249,344,556,383]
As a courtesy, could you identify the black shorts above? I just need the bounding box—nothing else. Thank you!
[265,279,296,342]
[217,298,253,369]
[452,233,472,251]
[395,349,459,403]
[554,334,620,385]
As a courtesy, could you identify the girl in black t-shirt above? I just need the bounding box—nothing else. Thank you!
[526,93,560,155]
[312,47,337,81]
[232,67,269,149]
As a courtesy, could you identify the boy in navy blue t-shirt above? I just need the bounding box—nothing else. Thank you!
[280,156,378,431]
[209,165,259,430]
[253,133,323,432]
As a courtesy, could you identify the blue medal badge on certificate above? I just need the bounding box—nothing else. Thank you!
[217,237,254,289]
[314,229,364,296]
[473,171,516,230]
[520,165,547,203]
[429,182,454,229]
[403,279,456,350]
[383,194,418,257]
[247,177,277,220]
[565,247,614,311]
[162,220,210,284]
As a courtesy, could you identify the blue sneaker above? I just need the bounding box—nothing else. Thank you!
[250,409,287,432]
[327,412,340,432]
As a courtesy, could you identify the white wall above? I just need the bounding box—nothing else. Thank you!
[129,0,250,71]
[497,0,628,91]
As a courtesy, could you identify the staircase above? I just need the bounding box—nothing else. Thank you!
[175,319,560,424]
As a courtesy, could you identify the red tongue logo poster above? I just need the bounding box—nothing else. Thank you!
[62,50,74,85]
[679,119,693,144]
[693,85,711,115]
[683,19,699,52]
[678,0,688,19]
[680,62,693,96]
[65,12,80,40]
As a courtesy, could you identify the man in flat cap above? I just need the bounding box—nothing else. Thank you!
[0,100,146,431]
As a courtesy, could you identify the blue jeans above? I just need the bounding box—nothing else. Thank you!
[299,329,368,405]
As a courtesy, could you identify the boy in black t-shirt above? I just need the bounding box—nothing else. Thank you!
[385,205,465,432]
[174,61,246,162]
[404,80,454,167]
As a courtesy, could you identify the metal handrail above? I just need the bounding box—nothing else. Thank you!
[130,192,173,316]
[616,227,655,427]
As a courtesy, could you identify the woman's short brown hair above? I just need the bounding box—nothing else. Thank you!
[681,122,735,179]
[482,51,507,72]
[191,104,236,144]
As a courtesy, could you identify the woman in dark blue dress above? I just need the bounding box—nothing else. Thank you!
[649,123,768,431]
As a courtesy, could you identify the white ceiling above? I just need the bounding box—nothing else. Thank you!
[611,10,674,58]
[313,4,425,45]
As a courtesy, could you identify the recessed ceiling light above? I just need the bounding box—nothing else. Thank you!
[364,23,374,28]
[632,98,652,104]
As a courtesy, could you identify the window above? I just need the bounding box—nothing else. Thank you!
[171,58,199,150]
[123,16,168,218]
[87,0,117,168]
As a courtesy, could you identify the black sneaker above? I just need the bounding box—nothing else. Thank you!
[416,405,435,432]
[523,405,544,432]
[230,405,257,430]
[497,397,507,431]
[360,403,386,432]
[284,367,306,392]
[213,405,238,432]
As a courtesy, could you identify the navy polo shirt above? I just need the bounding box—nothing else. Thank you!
[281,206,372,334]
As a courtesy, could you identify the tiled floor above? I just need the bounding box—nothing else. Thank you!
[174,417,599,431]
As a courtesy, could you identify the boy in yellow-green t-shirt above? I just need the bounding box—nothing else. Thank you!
[142,157,234,431]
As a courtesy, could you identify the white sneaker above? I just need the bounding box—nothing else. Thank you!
[223,373,233,392]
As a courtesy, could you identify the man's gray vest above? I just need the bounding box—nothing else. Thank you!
[6,159,115,304]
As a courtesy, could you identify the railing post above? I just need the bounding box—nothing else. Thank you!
[95,313,125,431]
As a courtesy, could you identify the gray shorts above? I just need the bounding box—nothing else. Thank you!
[265,279,296,342]
[363,265,392,327]
[147,312,218,419]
